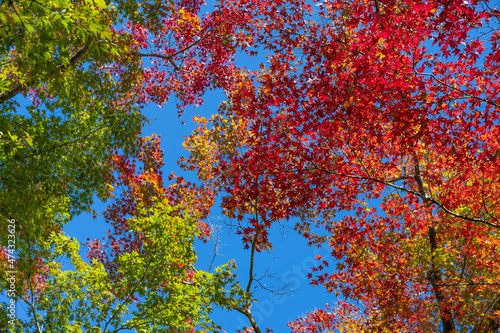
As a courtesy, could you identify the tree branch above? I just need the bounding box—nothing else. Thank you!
[471,293,500,333]
[21,126,107,161]
[0,45,89,103]
[232,305,262,333]
[246,230,259,294]
[130,35,207,71]
[305,161,500,230]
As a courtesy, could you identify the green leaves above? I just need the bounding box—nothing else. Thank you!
[36,232,114,332]
[22,201,242,333]
[51,0,71,9]
[0,0,120,102]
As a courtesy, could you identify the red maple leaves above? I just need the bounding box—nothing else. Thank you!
[183,0,500,331]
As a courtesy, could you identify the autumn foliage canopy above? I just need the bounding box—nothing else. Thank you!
[2,0,500,332]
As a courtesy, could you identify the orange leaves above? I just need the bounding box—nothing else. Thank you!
[182,110,252,191]
[174,8,202,35]
[288,302,408,333]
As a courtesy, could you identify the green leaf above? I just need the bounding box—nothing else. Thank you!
[52,0,71,9]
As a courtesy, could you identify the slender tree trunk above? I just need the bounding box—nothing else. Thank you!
[427,225,455,333]
[414,158,456,333]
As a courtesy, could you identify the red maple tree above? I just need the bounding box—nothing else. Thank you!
[183,0,500,331]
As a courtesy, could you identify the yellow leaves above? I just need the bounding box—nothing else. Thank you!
[375,52,385,60]
[193,115,209,126]
[175,8,201,33]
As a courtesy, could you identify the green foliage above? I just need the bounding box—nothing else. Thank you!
[0,0,117,98]
[0,0,145,255]
[16,202,243,332]
[112,0,175,31]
